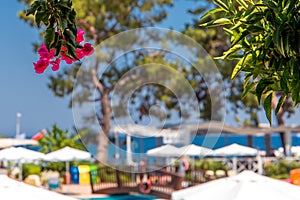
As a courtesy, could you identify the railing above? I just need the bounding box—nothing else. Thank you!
[89,165,184,198]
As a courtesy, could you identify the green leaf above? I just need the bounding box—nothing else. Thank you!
[242,82,256,98]
[65,42,78,59]
[231,61,243,79]
[275,95,286,114]
[273,25,284,54]
[256,79,273,104]
[231,29,250,46]
[292,82,300,104]
[236,0,248,9]
[231,53,252,79]
[26,1,41,16]
[279,34,286,57]
[280,77,289,94]
[57,1,72,10]
[213,0,229,11]
[265,35,273,48]
[243,72,252,87]
[45,27,55,50]
[231,21,243,31]
[35,10,44,27]
[200,8,224,21]
[287,0,298,14]
[63,29,76,46]
[200,18,232,27]
[263,92,273,125]
[59,18,68,30]
[223,44,242,59]
[223,27,233,36]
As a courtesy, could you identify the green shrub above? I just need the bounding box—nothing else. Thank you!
[264,159,300,179]
[194,159,227,171]
[22,164,42,179]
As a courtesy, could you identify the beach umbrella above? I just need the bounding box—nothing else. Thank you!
[0,174,77,200]
[0,147,45,181]
[0,138,38,149]
[146,144,181,167]
[211,143,258,157]
[178,144,213,171]
[178,144,212,157]
[210,143,259,173]
[172,170,300,200]
[44,146,91,174]
[44,146,91,161]
[0,147,45,161]
[111,124,183,165]
[146,144,180,157]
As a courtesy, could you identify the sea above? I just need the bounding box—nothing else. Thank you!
[85,133,300,164]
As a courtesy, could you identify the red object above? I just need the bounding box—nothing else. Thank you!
[139,179,152,194]
[183,158,189,171]
[31,129,46,140]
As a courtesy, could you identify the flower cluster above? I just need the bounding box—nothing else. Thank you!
[33,29,94,74]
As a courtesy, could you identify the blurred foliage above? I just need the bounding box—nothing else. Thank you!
[41,160,94,176]
[193,159,227,171]
[264,159,300,179]
[22,163,42,178]
[38,124,88,153]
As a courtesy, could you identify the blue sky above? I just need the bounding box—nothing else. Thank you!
[0,1,299,138]
[0,1,74,136]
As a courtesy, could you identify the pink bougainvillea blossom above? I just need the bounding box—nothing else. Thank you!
[33,58,50,74]
[50,58,61,71]
[38,44,55,59]
[61,53,76,64]
[76,29,85,43]
[33,29,94,74]
[76,48,85,59]
[82,43,94,56]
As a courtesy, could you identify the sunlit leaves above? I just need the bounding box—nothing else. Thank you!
[200,0,300,124]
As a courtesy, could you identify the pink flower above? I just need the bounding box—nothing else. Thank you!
[61,46,67,52]
[50,58,61,71]
[76,48,85,59]
[38,44,55,59]
[33,58,50,74]
[33,30,93,73]
[61,53,76,64]
[82,43,94,56]
[76,29,85,43]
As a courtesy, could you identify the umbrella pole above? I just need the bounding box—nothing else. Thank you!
[19,161,22,181]
[66,161,69,174]
[233,157,237,173]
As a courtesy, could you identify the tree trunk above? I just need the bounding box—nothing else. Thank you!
[264,134,272,156]
[96,91,111,164]
[265,93,286,156]
[247,135,253,147]
[272,94,286,155]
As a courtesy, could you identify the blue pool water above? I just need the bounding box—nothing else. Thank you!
[79,194,157,200]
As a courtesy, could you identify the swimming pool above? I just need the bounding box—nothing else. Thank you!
[79,194,158,200]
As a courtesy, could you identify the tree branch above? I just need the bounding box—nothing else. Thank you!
[91,67,104,94]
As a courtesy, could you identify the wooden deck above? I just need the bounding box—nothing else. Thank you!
[89,166,184,199]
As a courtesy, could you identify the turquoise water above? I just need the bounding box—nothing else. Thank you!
[79,194,157,200]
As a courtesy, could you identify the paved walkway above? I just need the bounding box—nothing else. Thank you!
[55,184,92,195]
